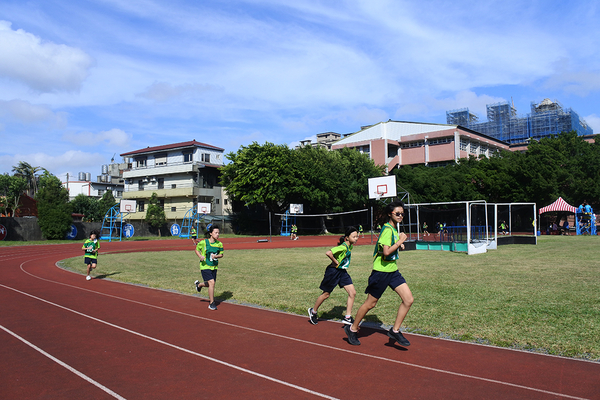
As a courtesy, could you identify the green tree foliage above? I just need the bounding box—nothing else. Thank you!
[71,194,101,222]
[36,171,72,239]
[220,142,384,213]
[12,161,47,197]
[98,190,117,220]
[0,174,28,216]
[145,192,166,236]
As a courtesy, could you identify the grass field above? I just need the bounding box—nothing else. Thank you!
[58,235,600,361]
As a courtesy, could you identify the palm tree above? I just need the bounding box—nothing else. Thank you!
[12,161,47,197]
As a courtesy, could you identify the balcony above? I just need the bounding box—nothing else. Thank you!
[123,161,202,179]
[123,182,222,199]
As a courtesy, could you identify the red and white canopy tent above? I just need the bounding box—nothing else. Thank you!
[538,197,578,214]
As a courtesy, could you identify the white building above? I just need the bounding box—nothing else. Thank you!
[120,140,230,220]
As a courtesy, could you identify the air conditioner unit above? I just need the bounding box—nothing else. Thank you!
[150,176,156,182]
[143,177,149,183]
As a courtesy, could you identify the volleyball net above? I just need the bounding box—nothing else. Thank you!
[274,208,370,236]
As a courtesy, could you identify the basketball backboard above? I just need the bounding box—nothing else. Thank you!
[120,200,137,213]
[368,175,397,199]
[290,204,304,214]
[197,202,211,214]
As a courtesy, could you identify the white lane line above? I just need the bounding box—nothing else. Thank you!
[0,324,126,400]
[16,259,594,400]
[0,284,339,400]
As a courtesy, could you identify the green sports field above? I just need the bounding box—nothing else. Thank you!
[59,235,600,361]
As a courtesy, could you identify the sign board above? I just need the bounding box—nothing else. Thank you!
[197,202,211,214]
[170,223,181,236]
[120,200,137,213]
[123,223,135,238]
[65,224,77,240]
[368,175,397,199]
[290,204,304,214]
[0,224,7,241]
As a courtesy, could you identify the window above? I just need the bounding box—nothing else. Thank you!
[215,199,220,204]
[224,199,228,205]
[202,153,210,163]
[135,157,147,168]
[155,153,167,166]
[171,184,177,189]
[159,199,165,209]
[429,137,452,145]
[138,201,145,212]
[183,152,193,163]
[158,178,164,190]
[171,207,177,212]
[460,139,468,151]
[470,142,479,154]
[138,180,144,191]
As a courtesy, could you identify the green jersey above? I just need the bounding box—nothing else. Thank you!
[372,223,399,273]
[82,238,100,260]
[330,242,353,270]
[197,239,224,270]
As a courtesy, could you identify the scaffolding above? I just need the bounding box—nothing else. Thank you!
[447,99,593,144]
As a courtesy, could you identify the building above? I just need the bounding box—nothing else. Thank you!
[120,140,230,221]
[297,132,342,150]
[331,120,510,172]
[62,165,125,201]
[446,98,593,144]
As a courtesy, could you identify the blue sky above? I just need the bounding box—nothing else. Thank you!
[1,0,599,181]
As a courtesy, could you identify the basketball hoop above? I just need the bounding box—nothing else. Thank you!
[200,206,208,214]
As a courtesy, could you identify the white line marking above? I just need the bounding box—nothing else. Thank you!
[0,324,127,400]
[0,284,339,400]
[9,256,595,400]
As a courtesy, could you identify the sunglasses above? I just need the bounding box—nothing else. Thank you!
[394,212,405,217]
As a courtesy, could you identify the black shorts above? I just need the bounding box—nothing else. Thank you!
[319,267,353,293]
[201,268,217,282]
[365,270,406,299]
[84,257,97,265]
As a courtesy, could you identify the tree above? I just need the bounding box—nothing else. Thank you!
[98,190,118,220]
[12,161,47,197]
[71,194,101,222]
[145,192,166,236]
[0,174,28,216]
[36,171,72,239]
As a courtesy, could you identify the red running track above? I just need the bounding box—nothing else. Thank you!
[1,237,599,399]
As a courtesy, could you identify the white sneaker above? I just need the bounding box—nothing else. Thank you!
[86,275,92,281]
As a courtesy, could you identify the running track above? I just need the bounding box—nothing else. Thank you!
[1,237,598,399]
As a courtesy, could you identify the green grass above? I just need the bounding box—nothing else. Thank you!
[58,235,600,361]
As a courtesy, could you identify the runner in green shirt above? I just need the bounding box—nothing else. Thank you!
[344,200,413,347]
[194,225,224,310]
[83,230,100,281]
[308,227,359,325]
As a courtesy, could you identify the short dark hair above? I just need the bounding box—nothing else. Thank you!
[385,200,405,216]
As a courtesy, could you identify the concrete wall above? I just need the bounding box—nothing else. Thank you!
[0,217,232,242]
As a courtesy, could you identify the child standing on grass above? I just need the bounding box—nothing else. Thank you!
[344,200,413,347]
[83,230,100,281]
[194,225,224,310]
[308,227,359,325]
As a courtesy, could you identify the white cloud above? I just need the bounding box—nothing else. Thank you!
[63,128,132,149]
[0,20,94,92]
[137,81,223,102]
[584,114,600,134]
[0,99,67,127]
[0,150,105,179]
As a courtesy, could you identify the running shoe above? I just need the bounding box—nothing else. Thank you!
[308,308,318,325]
[86,275,92,281]
[342,315,354,325]
[194,280,201,292]
[208,302,217,310]
[344,324,361,346]
[387,328,410,346]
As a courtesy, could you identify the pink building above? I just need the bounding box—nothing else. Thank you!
[331,120,510,172]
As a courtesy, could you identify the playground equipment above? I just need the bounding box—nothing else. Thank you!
[180,202,211,239]
[280,205,298,236]
[576,208,597,235]
[100,200,136,242]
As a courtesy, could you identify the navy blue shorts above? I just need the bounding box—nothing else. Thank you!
[84,257,97,265]
[365,270,406,299]
[201,269,217,282]
[319,267,353,293]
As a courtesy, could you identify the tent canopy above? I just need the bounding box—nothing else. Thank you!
[539,197,577,215]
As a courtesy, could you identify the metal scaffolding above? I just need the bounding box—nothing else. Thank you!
[446,99,593,144]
